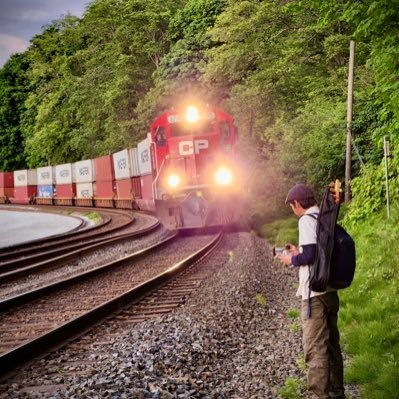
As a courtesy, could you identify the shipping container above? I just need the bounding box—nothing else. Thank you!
[94,179,115,208]
[114,178,133,209]
[74,159,96,183]
[76,182,95,199]
[140,174,154,200]
[137,137,152,175]
[55,164,75,185]
[0,187,13,203]
[36,184,54,205]
[55,183,76,198]
[10,186,36,204]
[0,187,14,198]
[14,169,37,187]
[113,149,131,180]
[37,166,56,185]
[37,185,55,198]
[96,181,115,198]
[95,155,114,182]
[0,172,13,188]
[129,148,140,177]
[132,176,142,198]
[115,178,133,199]
[136,175,155,211]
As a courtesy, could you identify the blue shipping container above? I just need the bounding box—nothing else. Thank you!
[38,185,54,198]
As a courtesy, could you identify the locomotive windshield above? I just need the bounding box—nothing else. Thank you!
[170,121,215,137]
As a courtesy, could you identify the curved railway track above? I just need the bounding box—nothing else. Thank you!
[0,206,135,259]
[0,214,160,284]
[0,232,222,378]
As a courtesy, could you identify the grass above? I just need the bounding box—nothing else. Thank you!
[261,209,399,399]
[278,377,306,399]
[260,217,298,248]
[339,208,399,399]
[288,322,302,333]
[287,308,300,319]
[84,211,101,223]
[256,293,268,307]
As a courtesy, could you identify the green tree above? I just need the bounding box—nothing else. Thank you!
[23,15,85,166]
[134,0,226,135]
[0,53,30,170]
[23,0,182,167]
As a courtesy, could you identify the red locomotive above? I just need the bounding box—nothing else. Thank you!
[149,104,243,229]
[0,105,244,230]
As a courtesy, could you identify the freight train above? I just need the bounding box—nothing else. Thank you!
[0,105,243,229]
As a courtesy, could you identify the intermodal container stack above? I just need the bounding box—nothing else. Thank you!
[137,136,155,211]
[55,163,76,206]
[94,155,115,208]
[0,172,14,203]
[129,147,142,199]
[36,166,55,205]
[113,149,135,209]
[75,159,96,207]
[11,169,37,204]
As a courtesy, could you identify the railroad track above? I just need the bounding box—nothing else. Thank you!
[0,214,160,284]
[0,232,222,379]
[0,206,135,260]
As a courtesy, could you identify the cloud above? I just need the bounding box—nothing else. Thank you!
[0,0,88,67]
[0,34,29,66]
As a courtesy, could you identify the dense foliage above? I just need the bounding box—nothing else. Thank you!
[0,53,30,171]
[0,0,397,214]
[0,0,397,211]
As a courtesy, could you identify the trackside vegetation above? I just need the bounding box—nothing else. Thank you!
[1,1,398,201]
[263,204,399,399]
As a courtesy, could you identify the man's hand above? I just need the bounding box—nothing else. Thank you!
[276,253,292,266]
[286,243,299,256]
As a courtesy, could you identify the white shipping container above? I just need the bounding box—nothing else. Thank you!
[76,182,95,198]
[113,149,131,180]
[14,169,37,187]
[129,148,140,177]
[74,159,96,183]
[37,166,55,185]
[55,163,75,185]
[137,138,152,176]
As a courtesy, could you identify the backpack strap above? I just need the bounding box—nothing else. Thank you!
[303,213,318,220]
[301,212,318,318]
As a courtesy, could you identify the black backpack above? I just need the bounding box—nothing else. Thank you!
[309,182,356,292]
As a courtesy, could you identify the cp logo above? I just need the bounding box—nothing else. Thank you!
[178,140,209,155]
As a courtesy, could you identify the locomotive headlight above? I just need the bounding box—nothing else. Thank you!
[214,167,233,186]
[186,106,199,123]
[167,174,181,188]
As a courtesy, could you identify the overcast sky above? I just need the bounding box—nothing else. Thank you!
[0,0,91,67]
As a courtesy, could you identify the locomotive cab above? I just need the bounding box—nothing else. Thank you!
[151,105,243,229]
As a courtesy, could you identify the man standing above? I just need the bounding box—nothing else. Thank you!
[277,183,345,399]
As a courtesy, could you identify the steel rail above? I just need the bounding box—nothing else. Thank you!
[0,208,135,260]
[0,232,222,377]
[0,221,160,282]
[0,227,175,310]
[0,209,110,254]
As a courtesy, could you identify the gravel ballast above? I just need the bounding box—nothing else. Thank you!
[0,231,358,398]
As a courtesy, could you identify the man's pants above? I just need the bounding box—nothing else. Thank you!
[301,291,345,399]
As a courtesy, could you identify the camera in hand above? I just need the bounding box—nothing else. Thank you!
[272,245,291,257]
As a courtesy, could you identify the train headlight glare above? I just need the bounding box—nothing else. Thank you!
[167,174,181,188]
[215,167,233,186]
[186,106,199,123]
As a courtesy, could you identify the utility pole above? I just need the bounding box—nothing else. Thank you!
[345,40,355,203]
[384,136,390,218]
